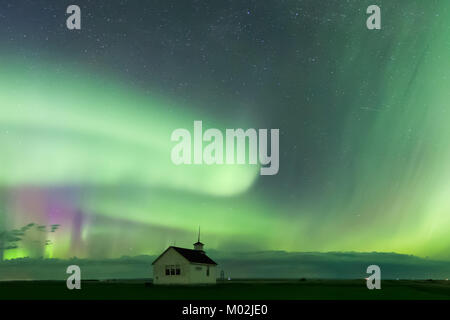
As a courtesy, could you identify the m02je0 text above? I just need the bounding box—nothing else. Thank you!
[227,304,268,317]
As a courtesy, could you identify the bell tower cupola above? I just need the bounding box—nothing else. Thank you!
[193,226,204,251]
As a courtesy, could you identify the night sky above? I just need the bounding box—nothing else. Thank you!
[1,1,449,260]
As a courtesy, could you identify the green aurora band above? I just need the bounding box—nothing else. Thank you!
[0,1,449,260]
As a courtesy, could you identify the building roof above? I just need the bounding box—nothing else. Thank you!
[152,246,218,266]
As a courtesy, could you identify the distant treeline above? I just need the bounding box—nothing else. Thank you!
[1,251,448,280]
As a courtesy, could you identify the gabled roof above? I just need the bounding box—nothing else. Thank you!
[152,246,218,265]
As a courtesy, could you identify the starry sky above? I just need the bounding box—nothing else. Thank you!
[0,1,449,260]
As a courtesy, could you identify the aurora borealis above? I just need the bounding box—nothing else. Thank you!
[1,0,450,262]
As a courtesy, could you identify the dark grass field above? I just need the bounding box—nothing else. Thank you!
[1,279,449,300]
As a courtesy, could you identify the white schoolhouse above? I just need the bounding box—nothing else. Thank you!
[152,235,217,285]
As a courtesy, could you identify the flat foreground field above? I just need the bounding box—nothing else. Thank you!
[0,280,449,300]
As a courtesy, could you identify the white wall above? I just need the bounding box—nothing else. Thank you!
[153,248,191,285]
[189,264,216,284]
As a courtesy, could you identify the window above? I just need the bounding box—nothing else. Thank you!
[207,266,210,277]
[165,264,181,276]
